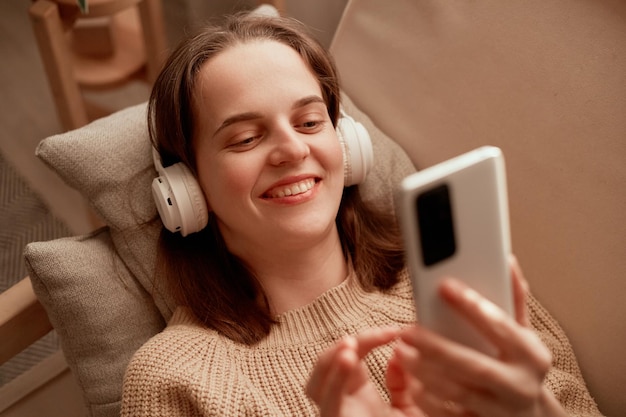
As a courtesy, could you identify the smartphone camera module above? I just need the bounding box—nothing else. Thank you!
[416,184,456,266]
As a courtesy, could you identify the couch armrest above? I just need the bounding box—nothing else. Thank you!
[0,277,53,365]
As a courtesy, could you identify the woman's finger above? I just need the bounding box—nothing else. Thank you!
[437,277,551,370]
[399,326,511,402]
[509,255,530,327]
[317,340,360,416]
[400,325,551,407]
[307,327,399,402]
[394,338,481,412]
[352,326,400,359]
[306,337,354,402]
[414,388,470,417]
[396,350,507,417]
[387,343,422,411]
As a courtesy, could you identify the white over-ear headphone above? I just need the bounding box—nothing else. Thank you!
[152,112,373,236]
[336,110,373,187]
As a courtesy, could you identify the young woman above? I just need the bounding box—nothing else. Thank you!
[121,12,602,417]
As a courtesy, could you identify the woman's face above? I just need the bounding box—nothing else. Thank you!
[192,40,344,259]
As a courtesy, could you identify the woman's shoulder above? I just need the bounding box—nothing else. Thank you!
[121,308,237,415]
[389,268,413,294]
[124,308,224,378]
[377,267,414,302]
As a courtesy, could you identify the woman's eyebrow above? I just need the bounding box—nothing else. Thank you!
[212,112,263,137]
[292,95,325,109]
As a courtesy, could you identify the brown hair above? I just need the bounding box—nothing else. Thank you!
[150,13,404,345]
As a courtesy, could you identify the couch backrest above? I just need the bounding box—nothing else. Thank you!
[331,0,626,415]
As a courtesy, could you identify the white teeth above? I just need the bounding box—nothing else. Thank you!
[268,179,315,198]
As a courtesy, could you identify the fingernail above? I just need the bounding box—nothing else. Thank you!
[439,277,465,298]
[342,336,357,349]
[395,340,418,361]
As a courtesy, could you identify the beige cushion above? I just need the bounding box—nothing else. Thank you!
[26,93,415,417]
[36,103,175,319]
[332,0,626,414]
[24,228,165,417]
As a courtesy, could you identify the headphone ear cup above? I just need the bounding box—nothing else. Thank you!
[336,114,374,186]
[151,162,209,237]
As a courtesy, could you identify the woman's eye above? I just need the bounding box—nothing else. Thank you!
[228,134,261,150]
[239,137,257,145]
[297,119,324,131]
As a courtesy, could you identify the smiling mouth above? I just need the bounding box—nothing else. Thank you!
[264,178,316,198]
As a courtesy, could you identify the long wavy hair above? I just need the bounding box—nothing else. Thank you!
[149,12,405,345]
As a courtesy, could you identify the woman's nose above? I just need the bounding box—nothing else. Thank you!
[268,124,310,166]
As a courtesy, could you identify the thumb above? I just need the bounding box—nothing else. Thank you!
[386,343,419,410]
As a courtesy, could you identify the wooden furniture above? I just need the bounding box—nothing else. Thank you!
[0,277,52,367]
[28,0,168,132]
[0,279,73,417]
[28,0,285,133]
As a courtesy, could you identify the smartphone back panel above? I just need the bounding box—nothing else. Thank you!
[398,146,514,354]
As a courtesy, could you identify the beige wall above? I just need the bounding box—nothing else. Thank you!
[283,0,348,47]
[331,0,626,415]
[168,0,347,47]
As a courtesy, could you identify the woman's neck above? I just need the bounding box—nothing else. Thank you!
[242,229,348,315]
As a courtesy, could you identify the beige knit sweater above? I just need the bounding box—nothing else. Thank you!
[121,270,602,416]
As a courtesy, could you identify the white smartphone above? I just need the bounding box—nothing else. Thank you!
[397,146,514,355]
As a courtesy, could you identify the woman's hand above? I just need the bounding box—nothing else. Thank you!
[394,255,568,417]
[306,327,425,417]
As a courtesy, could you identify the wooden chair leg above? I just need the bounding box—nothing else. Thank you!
[29,0,88,132]
[138,0,168,84]
[0,278,53,366]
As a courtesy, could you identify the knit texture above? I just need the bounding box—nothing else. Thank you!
[527,295,602,416]
[121,270,602,416]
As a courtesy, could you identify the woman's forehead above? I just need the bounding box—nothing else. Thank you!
[197,39,317,86]
[194,41,323,114]
[190,40,325,142]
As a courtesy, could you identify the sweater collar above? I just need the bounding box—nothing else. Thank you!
[262,269,379,347]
